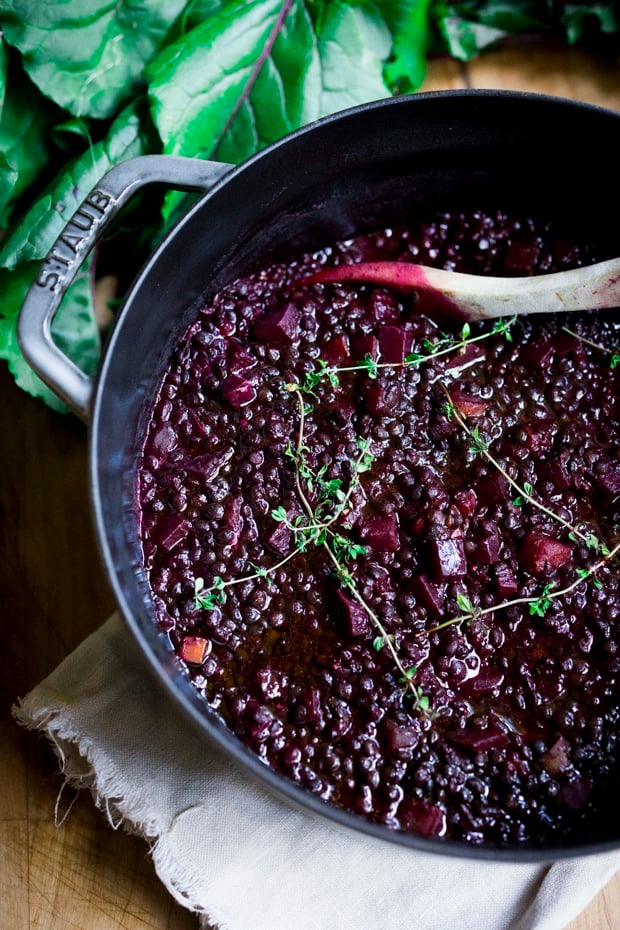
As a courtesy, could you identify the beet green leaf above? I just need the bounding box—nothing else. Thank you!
[0,0,187,119]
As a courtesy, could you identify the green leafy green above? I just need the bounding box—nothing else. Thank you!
[0,0,617,411]
[0,44,58,230]
[381,0,435,92]
[0,0,188,119]
[431,0,619,60]
[0,101,147,270]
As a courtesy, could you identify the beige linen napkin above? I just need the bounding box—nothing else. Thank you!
[14,612,620,930]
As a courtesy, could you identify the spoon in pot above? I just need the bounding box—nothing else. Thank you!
[300,256,620,322]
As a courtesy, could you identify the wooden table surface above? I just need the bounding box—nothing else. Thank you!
[1,45,619,930]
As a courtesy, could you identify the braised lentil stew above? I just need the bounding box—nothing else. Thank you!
[137,210,619,848]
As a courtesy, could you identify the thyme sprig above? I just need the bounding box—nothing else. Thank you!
[193,313,616,717]
[440,383,600,550]
[428,541,620,634]
[562,326,620,369]
[297,318,517,396]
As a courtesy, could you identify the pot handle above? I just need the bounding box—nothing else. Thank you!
[17,154,232,421]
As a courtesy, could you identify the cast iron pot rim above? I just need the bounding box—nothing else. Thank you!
[90,88,620,862]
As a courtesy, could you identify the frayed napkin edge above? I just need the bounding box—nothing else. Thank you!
[12,693,227,928]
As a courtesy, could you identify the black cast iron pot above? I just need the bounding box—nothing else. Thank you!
[18,90,620,861]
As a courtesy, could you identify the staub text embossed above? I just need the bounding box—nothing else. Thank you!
[35,190,113,291]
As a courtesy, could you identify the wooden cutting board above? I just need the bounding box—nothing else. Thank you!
[1,46,619,930]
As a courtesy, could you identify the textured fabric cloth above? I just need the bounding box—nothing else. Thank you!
[14,613,620,930]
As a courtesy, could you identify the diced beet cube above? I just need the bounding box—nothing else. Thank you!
[264,520,292,556]
[430,537,467,580]
[476,472,509,506]
[451,388,488,417]
[412,574,446,619]
[554,333,587,363]
[253,303,300,345]
[504,240,540,274]
[557,774,592,810]
[181,448,234,479]
[494,563,519,597]
[228,341,257,375]
[365,380,402,416]
[382,718,420,752]
[398,800,447,838]
[454,488,478,517]
[224,496,244,546]
[521,420,554,453]
[442,343,486,373]
[592,462,620,498]
[466,666,505,694]
[153,512,190,552]
[519,532,572,575]
[304,687,326,730]
[522,339,555,369]
[369,289,399,323]
[179,636,212,665]
[378,325,410,363]
[537,459,571,491]
[541,736,571,775]
[152,424,177,456]
[475,525,501,565]
[321,333,350,365]
[221,374,256,408]
[351,332,379,362]
[359,514,400,552]
[336,589,371,637]
[446,720,509,753]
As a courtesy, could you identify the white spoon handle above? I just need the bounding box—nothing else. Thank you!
[420,257,620,320]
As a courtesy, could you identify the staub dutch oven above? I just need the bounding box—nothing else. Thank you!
[18,91,620,861]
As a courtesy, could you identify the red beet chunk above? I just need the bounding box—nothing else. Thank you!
[412,574,446,618]
[321,333,350,365]
[336,590,371,637]
[537,459,571,491]
[253,303,300,345]
[442,343,486,373]
[224,496,244,546]
[475,525,501,565]
[153,512,190,552]
[521,420,554,453]
[447,720,509,753]
[454,488,477,517]
[519,532,572,575]
[398,800,447,837]
[352,332,379,362]
[430,537,468,580]
[179,636,212,665]
[494,563,519,597]
[592,462,620,498]
[476,472,509,506]
[541,736,571,775]
[382,718,420,752]
[152,424,177,456]
[466,666,505,694]
[522,339,555,368]
[365,380,402,416]
[451,388,487,417]
[557,774,592,810]
[221,374,256,408]
[228,341,257,375]
[359,514,400,552]
[264,521,292,556]
[378,325,410,363]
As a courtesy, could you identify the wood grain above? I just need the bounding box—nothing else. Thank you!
[1,47,619,930]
